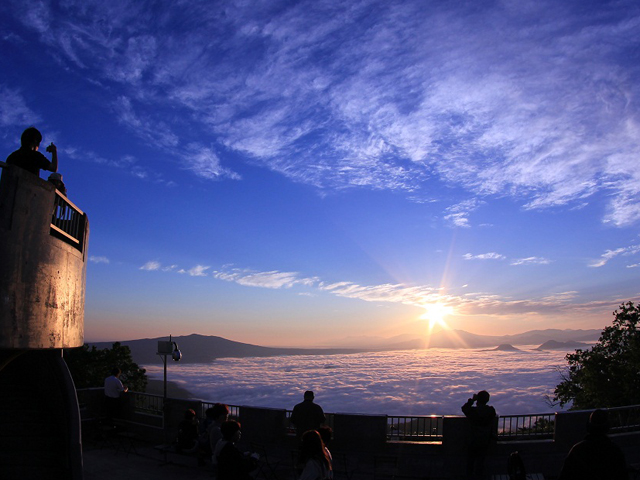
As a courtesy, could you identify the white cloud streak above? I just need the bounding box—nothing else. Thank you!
[463,253,506,261]
[0,86,40,128]
[444,199,484,228]
[89,255,110,264]
[188,265,210,277]
[138,260,606,318]
[510,257,551,266]
[589,244,640,268]
[140,261,161,271]
[213,268,318,289]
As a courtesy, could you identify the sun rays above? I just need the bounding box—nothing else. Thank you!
[420,302,454,331]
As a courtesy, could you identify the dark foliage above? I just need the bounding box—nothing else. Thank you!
[553,301,640,409]
[64,342,147,392]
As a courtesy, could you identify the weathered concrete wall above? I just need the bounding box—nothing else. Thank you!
[0,165,89,349]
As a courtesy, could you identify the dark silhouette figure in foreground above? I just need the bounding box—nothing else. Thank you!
[6,127,58,177]
[462,390,497,479]
[291,390,326,439]
[176,408,200,454]
[298,429,333,480]
[214,420,258,480]
[559,409,628,480]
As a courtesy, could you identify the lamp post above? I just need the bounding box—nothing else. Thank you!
[157,335,182,444]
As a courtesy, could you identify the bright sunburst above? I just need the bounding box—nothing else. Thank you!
[420,302,454,331]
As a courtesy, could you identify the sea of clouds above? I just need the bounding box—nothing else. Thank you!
[145,348,571,416]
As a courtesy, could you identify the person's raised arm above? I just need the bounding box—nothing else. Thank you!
[46,142,58,173]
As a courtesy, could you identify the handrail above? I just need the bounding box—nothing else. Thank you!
[607,404,640,433]
[201,401,241,420]
[131,391,164,416]
[77,389,640,443]
[50,190,86,252]
[387,415,444,442]
[497,412,556,440]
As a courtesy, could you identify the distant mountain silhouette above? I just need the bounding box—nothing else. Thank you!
[88,328,601,367]
[491,344,521,351]
[422,328,599,349]
[535,339,590,351]
[90,334,366,367]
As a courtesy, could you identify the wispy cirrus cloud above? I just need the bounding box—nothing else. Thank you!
[0,86,40,128]
[9,0,639,225]
[589,244,640,268]
[140,261,179,272]
[64,144,174,185]
[140,261,161,271]
[321,281,441,306]
[139,259,596,318]
[89,255,110,264]
[186,265,210,277]
[213,268,318,289]
[463,252,506,261]
[444,199,484,228]
[511,257,551,266]
[113,96,240,181]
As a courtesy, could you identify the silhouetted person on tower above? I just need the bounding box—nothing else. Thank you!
[462,390,497,480]
[559,409,628,480]
[6,127,58,177]
[291,390,326,440]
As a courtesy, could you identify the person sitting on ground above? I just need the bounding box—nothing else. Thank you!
[214,420,258,480]
[558,409,628,480]
[298,429,333,480]
[176,408,200,454]
[291,390,326,440]
[6,127,58,177]
[208,403,230,456]
[462,390,497,480]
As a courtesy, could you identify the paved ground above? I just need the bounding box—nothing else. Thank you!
[82,440,371,480]
[83,444,216,480]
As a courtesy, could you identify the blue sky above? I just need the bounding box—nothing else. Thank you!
[1,0,639,346]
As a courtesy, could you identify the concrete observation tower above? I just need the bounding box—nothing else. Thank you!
[0,163,89,479]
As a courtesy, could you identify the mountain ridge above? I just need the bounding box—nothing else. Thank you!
[88,328,601,367]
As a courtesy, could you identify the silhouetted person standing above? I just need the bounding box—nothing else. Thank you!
[6,127,58,177]
[104,367,128,425]
[559,409,628,480]
[462,390,497,480]
[291,390,326,439]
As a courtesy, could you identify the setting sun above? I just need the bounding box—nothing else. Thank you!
[420,303,454,330]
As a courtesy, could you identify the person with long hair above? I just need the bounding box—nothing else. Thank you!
[299,430,333,480]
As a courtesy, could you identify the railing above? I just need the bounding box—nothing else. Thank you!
[607,404,640,433]
[79,390,640,445]
[132,392,164,417]
[387,415,444,442]
[50,191,86,252]
[497,413,556,440]
[201,401,241,420]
